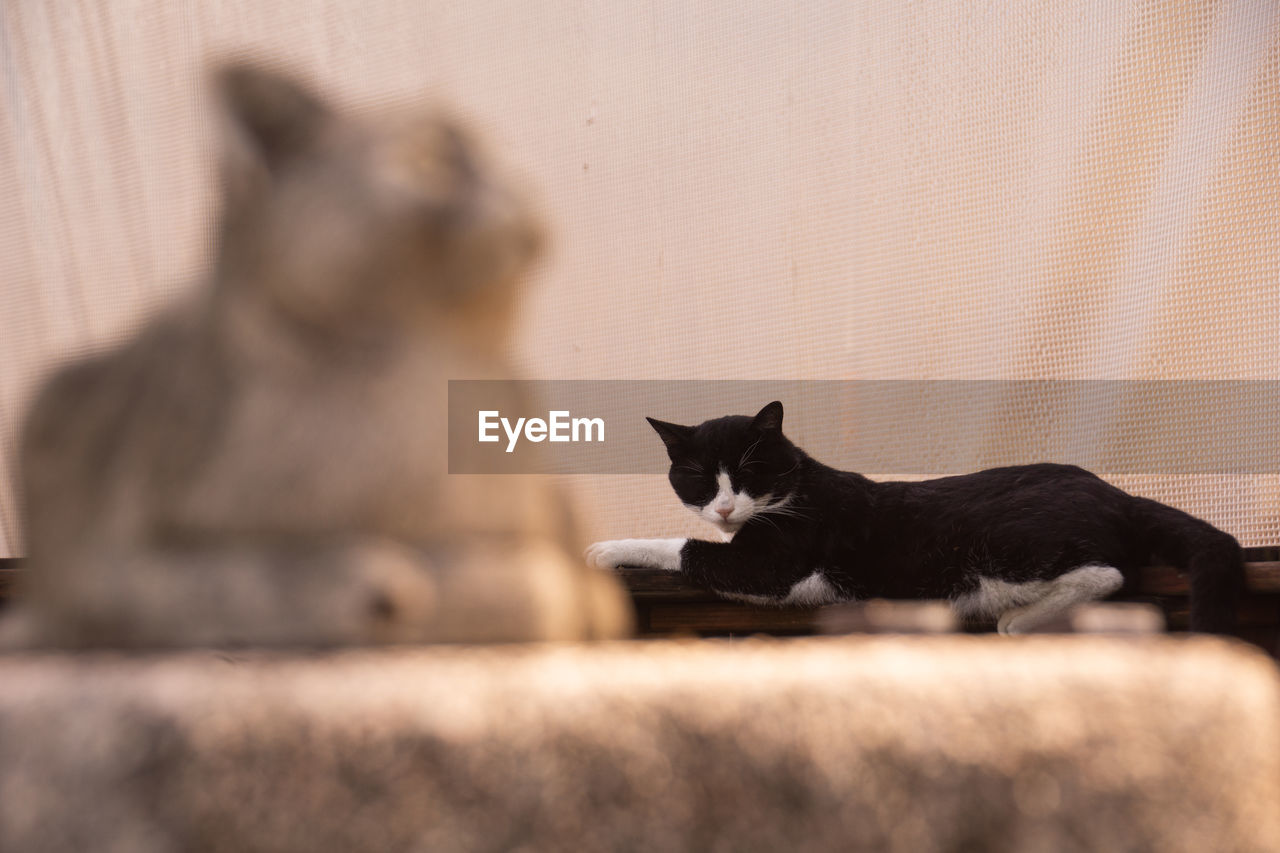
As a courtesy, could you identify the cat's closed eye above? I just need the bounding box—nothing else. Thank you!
[670,470,715,504]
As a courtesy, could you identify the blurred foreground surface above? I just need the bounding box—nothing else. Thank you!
[1,635,1277,853]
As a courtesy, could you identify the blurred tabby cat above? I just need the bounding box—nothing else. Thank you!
[5,63,631,647]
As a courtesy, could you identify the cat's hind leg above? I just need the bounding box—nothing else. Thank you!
[994,564,1124,635]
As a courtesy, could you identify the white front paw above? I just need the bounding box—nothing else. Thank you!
[586,538,685,571]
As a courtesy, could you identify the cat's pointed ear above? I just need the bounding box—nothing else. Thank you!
[647,417,695,455]
[752,401,784,432]
[218,62,331,172]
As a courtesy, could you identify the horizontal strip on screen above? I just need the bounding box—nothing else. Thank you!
[448,380,1280,475]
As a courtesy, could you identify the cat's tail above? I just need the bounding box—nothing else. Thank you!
[1130,497,1244,634]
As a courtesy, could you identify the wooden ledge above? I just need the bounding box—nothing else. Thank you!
[1141,561,1280,595]
[618,562,1280,646]
[620,562,1280,601]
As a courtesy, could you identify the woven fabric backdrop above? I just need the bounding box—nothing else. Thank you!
[2,0,1278,555]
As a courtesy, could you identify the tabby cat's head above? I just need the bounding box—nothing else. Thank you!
[214,62,543,339]
[647,401,802,535]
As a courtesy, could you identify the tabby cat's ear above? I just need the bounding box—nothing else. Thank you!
[218,62,331,172]
[752,401,784,432]
[647,417,695,455]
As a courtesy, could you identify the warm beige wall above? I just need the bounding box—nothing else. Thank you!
[2,0,1279,555]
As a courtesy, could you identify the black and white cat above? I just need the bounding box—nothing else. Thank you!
[587,401,1243,634]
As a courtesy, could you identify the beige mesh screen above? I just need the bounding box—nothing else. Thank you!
[2,0,1279,555]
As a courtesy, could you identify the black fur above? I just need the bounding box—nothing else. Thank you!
[649,401,1243,633]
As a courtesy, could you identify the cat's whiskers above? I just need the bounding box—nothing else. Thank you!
[758,504,804,517]
[748,493,807,525]
[751,513,782,533]
[761,492,796,512]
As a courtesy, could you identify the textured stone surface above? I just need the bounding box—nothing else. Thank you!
[1,636,1277,852]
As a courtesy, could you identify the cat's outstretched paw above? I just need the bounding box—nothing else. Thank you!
[586,538,685,571]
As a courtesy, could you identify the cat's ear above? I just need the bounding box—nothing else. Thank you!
[218,62,331,172]
[752,401,784,432]
[647,417,695,456]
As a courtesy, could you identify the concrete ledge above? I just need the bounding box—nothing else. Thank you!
[1,636,1278,852]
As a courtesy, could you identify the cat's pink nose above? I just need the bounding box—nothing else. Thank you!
[716,506,733,520]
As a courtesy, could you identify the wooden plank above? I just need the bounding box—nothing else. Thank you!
[1244,561,1280,592]
[0,569,17,601]
[819,600,958,634]
[1139,562,1280,595]
[1147,596,1280,630]
[643,594,1280,637]
[615,568,719,600]
[630,562,1280,641]
[646,603,821,634]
